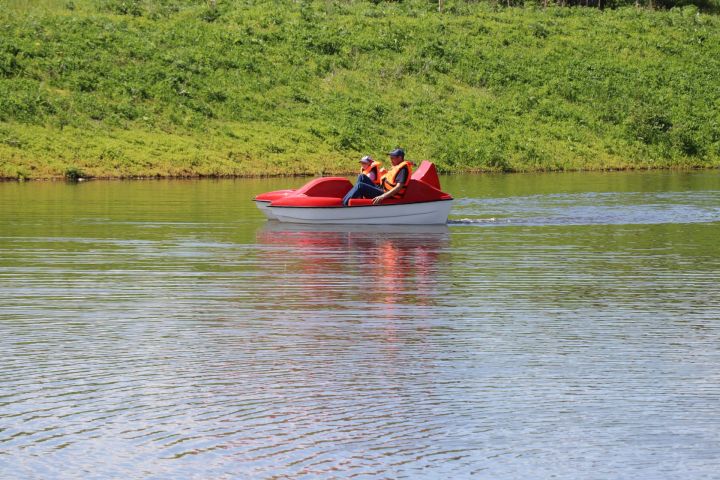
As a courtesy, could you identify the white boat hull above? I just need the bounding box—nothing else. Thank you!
[254,200,278,220]
[267,200,453,225]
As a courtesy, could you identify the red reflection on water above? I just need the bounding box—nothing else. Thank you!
[255,222,450,312]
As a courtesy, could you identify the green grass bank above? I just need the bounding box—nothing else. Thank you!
[1,0,719,180]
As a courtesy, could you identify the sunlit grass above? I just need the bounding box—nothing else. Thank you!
[1,0,719,179]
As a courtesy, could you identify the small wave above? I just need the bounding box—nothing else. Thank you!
[448,218,509,225]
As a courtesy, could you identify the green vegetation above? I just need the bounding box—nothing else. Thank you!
[1,0,719,179]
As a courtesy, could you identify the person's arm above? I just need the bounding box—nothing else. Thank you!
[373,182,402,205]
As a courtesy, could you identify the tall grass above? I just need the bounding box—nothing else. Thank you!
[1,0,719,179]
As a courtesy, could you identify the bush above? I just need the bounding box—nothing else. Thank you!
[102,0,143,17]
[626,106,673,146]
[64,167,85,181]
[0,80,56,123]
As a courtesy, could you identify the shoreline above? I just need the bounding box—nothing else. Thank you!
[2,164,716,183]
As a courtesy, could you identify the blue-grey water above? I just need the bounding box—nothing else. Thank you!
[1,171,719,479]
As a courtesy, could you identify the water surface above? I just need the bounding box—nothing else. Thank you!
[1,171,719,479]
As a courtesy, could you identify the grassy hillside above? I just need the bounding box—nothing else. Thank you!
[1,0,719,179]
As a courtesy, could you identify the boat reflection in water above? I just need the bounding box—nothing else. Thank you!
[255,221,452,313]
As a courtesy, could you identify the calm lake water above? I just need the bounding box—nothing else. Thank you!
[1,171,719,479]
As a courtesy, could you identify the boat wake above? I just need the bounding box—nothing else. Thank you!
[449,218,507,225]
[449,190,720,227]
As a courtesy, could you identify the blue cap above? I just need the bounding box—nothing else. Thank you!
[388,148,405,157]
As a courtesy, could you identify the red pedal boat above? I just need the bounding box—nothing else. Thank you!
[254,161,453,224]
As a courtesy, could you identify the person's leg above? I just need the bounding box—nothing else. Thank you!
[342,183,361,206]
[343,179,384,206]
[358,174,373,184]
[344,175,376,205]
[357,182,384,199]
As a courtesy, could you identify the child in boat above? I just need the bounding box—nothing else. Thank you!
[359,155,384,185]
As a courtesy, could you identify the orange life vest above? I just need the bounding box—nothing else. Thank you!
[361,161,385,186]
[380,161,412,197]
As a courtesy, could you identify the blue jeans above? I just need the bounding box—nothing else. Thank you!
[342,174,384,206]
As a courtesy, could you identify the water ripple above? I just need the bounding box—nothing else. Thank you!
[2,176,720,479]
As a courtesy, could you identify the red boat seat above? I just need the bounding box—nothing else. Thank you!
[347,198,374,206]
[410,161,441,190]
[296,177,353,197]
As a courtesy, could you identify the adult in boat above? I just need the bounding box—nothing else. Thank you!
[342,148,412,207]
[373,148,412,205]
